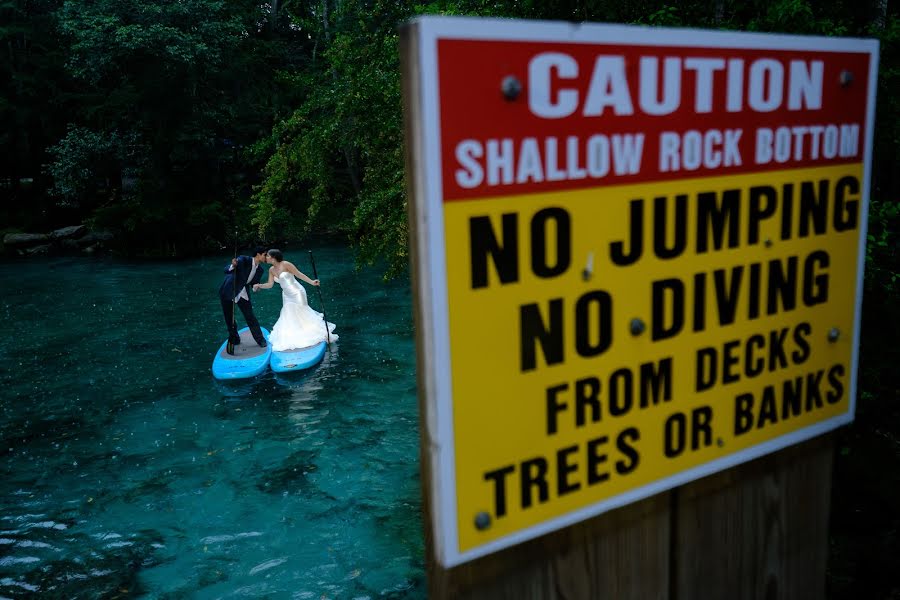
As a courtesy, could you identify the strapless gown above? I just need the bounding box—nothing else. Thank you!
[268,271,338,351]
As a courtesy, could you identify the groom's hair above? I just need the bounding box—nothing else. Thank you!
[253,245,268,257]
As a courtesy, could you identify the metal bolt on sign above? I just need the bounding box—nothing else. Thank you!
[501,76,522,101]
[630,318,646,336]
[475,512,491,530]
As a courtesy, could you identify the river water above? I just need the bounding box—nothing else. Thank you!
[0,244,425,598]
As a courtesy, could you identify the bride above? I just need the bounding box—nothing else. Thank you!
[253,249,338,351]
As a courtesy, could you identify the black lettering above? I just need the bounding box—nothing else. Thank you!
[609,368,633,417]
[781,183,794,241]
[833,176,859,232]
[746,335,765,378]
[664,412,686,458]
[792,322,812,364]
[586,436,610,485]
[734,393,754,435]
[520,457,549,509]
[520,299,563,371]
[484,465,515,517]
[610,199,644,266]
[576,377,601,428]
[615,427,641,475]
[714,267,743,326]
[782,376,803,419]
[722,340,741,384]
[640,358,673,408]
[799,179,829,237]
[767,256,798,315]
[805,370,824,411]
[691,406,713,450]
[531,207,571,278]
[556,445,581,496]
[757,385,778,429]
[768,328,789,372]
[696,189,740,253]
[575,290,613,358]
[827,364,845,404]
[654,194,687,259]
[748,262,761,320]
[748,185,777,245]
[803,251,830,306]
[470,214,518,289]
[693,272,707,332]
[546,383,569,435]
[652,278,684,341]
[696,347,717,392]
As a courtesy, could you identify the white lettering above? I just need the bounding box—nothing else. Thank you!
[583,56,634,116]
[587,135,611,178]
[726,59,744,112]
[724,129,743,166]
[756,128,774,164]
[639,57,681,115]
[545,138,566,181]
[685,58,725,113]
[748,59,783,112]
[516,137,544,183]
[486,139,513,186]
[788,60,823,110]
[839,124,859,157]
[611,134,645,175]
[566,136,587,179]
[528,53,579,118]
[455,140,483,188]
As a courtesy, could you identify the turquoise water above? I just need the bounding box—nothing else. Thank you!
[0,244,425,598]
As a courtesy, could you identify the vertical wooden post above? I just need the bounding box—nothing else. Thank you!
[675,435,835,600]
[400,18,841,600]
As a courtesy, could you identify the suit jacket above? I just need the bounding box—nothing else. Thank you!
[219,255,265,302]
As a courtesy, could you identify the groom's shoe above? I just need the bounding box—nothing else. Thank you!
[257,340,267,348]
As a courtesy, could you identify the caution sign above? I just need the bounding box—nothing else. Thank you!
[402,16,878,568]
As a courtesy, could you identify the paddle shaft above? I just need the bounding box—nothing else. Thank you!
[308,251,331,345]
[227,219,238,354]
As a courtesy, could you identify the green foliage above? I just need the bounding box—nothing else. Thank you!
[252,0,413,276]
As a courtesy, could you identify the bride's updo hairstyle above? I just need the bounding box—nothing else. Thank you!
[267,249,284,262]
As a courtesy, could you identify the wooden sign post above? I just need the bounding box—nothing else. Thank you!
[401,16,878,599]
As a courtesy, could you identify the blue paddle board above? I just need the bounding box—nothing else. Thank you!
[270,341,327,373]
[212,327,271,380]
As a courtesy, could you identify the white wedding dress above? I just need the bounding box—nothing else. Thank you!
[268,271,338,351]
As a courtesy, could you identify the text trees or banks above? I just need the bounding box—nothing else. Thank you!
[404,17,878,568]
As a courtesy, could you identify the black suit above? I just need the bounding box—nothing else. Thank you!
[219,255,266,345]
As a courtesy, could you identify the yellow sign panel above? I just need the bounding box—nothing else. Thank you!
[403,16,877,567]
[446,164,860,552]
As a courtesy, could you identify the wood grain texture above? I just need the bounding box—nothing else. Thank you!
[675,435,834,600]
[432,492,671,600]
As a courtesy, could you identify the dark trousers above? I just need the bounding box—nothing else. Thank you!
[220,295,265,345]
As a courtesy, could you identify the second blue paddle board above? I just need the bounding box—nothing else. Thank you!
[270,341,327,373]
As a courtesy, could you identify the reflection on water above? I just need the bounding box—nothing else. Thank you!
[0,246,424,598]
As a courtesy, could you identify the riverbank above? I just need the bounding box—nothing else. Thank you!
[2,225,113,257]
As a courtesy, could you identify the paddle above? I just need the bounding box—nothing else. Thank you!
[308,250,331,346]
[226,221,238,355]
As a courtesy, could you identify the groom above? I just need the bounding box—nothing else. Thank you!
[219,245,268,353]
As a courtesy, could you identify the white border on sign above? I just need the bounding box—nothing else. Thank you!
[412,15,879,569]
